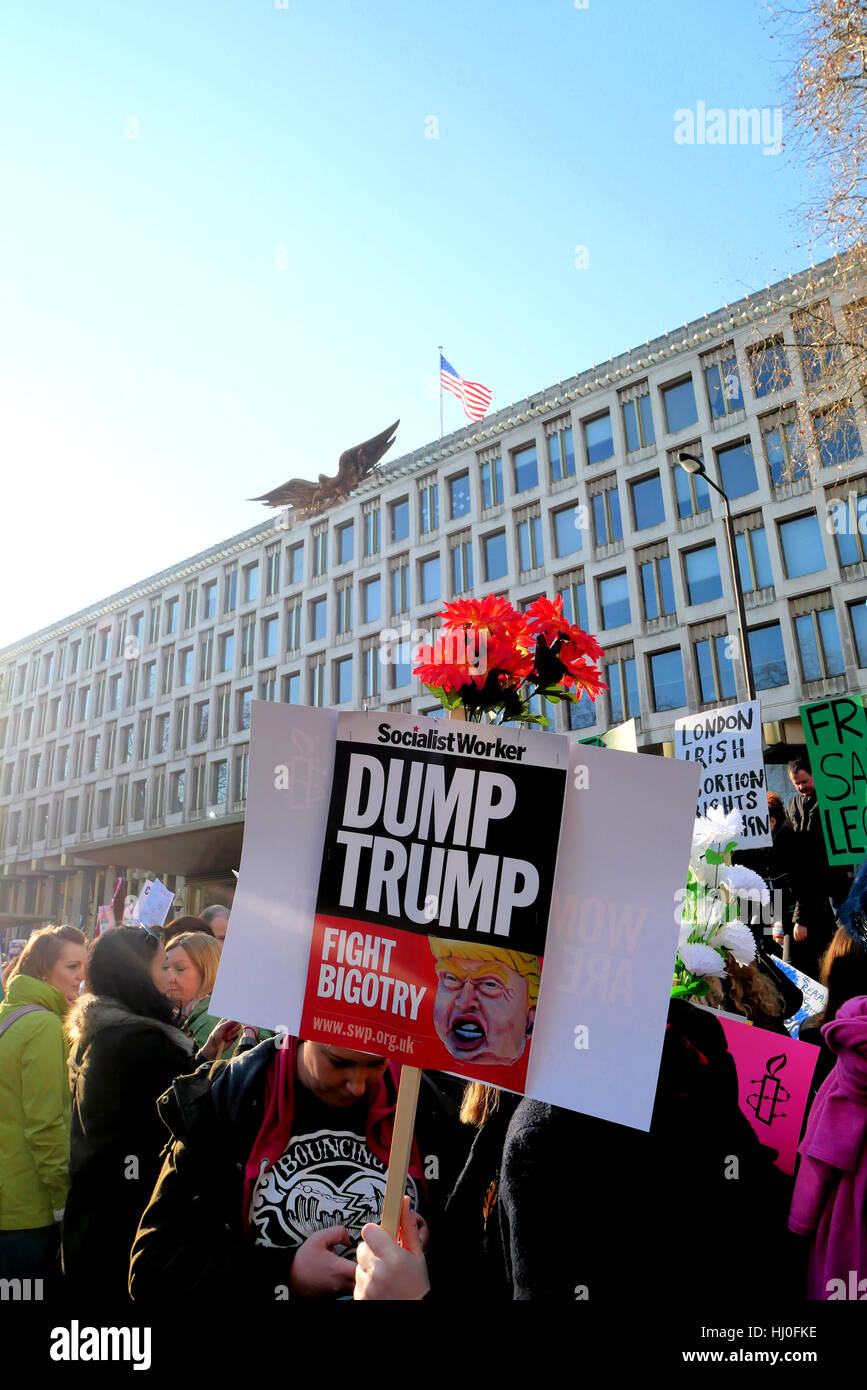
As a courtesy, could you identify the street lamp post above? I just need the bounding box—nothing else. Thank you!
[677,452,756,703]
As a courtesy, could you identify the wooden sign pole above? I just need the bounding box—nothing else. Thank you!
[380,706,465,1238]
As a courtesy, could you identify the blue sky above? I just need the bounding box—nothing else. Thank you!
[0,0,818,647]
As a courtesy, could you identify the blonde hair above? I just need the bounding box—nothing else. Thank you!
[428,937,541,1007]
[16,925,86,982]
[167,931,222,997]
[460,1082,502,1127]
[699,959,785,1024]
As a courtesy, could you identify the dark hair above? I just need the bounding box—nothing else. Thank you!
[17,925,86,981]
[767,792,785,824]
[85,929,175,1023]
[163,914,216,944]
[788,757,811,777]
[818,928,867,1026]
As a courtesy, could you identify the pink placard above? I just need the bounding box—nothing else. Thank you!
[719,1015,820,1174]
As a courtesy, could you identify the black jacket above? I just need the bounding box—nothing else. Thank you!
[787,793,852,917]
[62,993,198,1300]
[129,1039,467,1303]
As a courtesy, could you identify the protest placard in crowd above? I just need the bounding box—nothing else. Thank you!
[717,1014,819,1174]
[800,693,867,865]
[577,718,638,752]
[674,700,771,848]
[136,877,175,928]
[211,702,701,1131]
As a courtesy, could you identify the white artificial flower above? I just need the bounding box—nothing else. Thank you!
[719,864,771,906]
[691,806,742,853]
[679,941,728,979]
[716,920,758,967]
[678,917,693,948]
[692,891,724,931]
[688,855,719,888]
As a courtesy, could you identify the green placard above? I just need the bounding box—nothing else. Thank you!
[799,694,867,865]
[577,735,607,748]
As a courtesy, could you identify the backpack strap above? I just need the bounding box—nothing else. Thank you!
[0,1004,49,1040]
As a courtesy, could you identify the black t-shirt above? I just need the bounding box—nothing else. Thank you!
[248,1081,421,1255]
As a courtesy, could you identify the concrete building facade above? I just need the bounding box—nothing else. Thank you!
[2,255,866,938]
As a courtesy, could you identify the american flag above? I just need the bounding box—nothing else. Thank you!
[440,355,492,422]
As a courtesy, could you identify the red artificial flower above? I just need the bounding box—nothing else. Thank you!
[438,594,526,640]
[525,593,605,663]
[557,644,608,699]
[413,640,484,693]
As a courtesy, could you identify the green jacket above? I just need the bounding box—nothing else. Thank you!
[0,974,71,1229]
[180,997,271,1058]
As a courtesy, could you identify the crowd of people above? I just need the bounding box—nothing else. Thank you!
[0,755,865,1306]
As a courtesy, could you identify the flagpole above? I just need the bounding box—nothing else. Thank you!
[436,344,444,436]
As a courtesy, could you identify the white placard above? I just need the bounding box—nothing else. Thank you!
[674,700,771,848]
[136,877,175,928]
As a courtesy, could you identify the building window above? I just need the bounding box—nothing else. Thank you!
[450,539,473,595]
[849,600,867,666]
[390,561,410,615]
[237,688,252,732]
[332,585,351,637]
[127,661,139,707]
[762,411,809,485]
[779,514,827,579]
[199,631,213,683]
[548,426,576,481]
[392,641,412,689]
[243,563,259,604]
[640,555,676,620]
[165,597,179,635]
[362,644,380,699]
[69,641,81,675]
[28,752,42,788]
[622,392,655,451]
[218,632,234,673]
[235,748,249,802]
[179,648,194,686]
[121,725,134,764]
[311,597,328,641]
[630,474,665,531]
[195,700,209,742]
[104,724,116,768]
[695,635,737,702]
[65,797,79,835]
[598,571,630,629]
[814,404,862,469]
[262,614,279,656]
[703,354,743,419]
[361,577,381,624]
[794,607,845,680]
[203,581,217,619]
[419,482,439,533]
[310,660,326,707]
[175,699,189,751]
[483,530,508,583]
[649,648,687,712]
[560,575,589,631]
[132,781,147,821]
[288,543,304,584]
[607,656,640,722]
[592,487,622,547]
[337,521,355,564]
[793,300,842,382]
[109,673,122,711]
[283,672,301,704]
[683,544,724,605]
[335,656,353,705]
[223,567,237,614]
[211,761,228,806]
[584,411,614,465]
[517,515,544,572]
[390,499,410,544]
[513,445,539,493]
[830,491,867,566]
[189,759,205,815]
[480,457,503,508]
[661,378,698,434]
[553,505,583,559]
[419,555,441,604]
[239,616,255,668]
[155,713,170,754]
[138,711,151,760]
[84,628,96,670]
[674,460,711,519]
[363,510,380,557]
[96,789,111,830]
[286,601,302,650]
[169,771,186,814]
[160,647,174,695]
[449,473,471,519]
[717,440,758,499]
[184,585,198,630]
[215,686,231,740]
[265,546,280,596]
[97,628,110,663]
[78,686,91,722]
[748,338,792,397]
[748,622,789,690]
[735,526,773,593]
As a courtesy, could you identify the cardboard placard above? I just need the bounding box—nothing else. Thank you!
[674,700,771,848]
[800,694,867,865]
[718,1015,820,1174]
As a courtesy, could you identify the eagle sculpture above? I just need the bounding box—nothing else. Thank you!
[250,419,400,516]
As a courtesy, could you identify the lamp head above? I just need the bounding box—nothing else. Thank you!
[677,451,705,475]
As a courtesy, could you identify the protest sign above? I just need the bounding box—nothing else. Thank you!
[768,957,828,1039]
[121,895,139,926]
[577,718,638,753]
[717,1015,819,1174]
[800,694,867,865]
[298,711,568,1092]
[674,700,771,848]
[212,702,701,1131]
[136,878,175,929]
[95,905,115,936]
